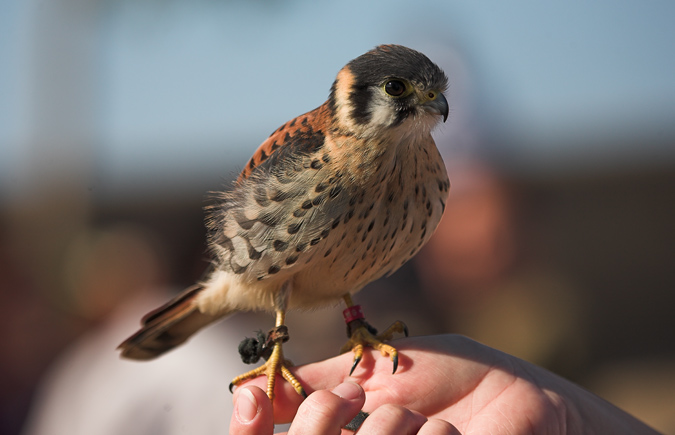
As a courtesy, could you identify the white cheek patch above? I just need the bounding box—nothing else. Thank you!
[368,92,396,127]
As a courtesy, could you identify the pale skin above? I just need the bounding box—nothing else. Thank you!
[230,335,662,435]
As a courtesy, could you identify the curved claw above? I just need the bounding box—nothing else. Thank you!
[392,353,399,374]
[403,324,409,337]
[349,355,362,376]
[229,382,235,394]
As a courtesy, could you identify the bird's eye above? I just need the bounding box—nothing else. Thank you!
[384,80,406,97]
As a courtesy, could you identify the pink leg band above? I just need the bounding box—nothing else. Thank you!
[343,305,365,323]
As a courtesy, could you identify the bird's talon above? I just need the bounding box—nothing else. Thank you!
[342,317,406,375]
[350,355,362,376]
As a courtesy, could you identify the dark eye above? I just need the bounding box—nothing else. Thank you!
[384,80,406,97]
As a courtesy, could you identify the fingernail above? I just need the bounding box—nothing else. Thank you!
[236,388,259,423]
[331,382,362,401]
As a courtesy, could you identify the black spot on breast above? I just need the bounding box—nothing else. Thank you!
[234,210,256,230]
[270,190,293,202]
[387,192,395,202]
[329,185,342,199]
[286,255,299,265]
[217,235,235,252]
[268,265,280,274]
[231,261,248,274]
[312,194,326,206]
[254,187,270,207]
[349,195,358,206]
[273,240,289,252]
[322,153,331,163]
[258,212,281,226]
[311,159,323,170]
[344,209,354,224]
[361,232,368,242]
[247,243,262,260]
[310,237,321,246]
[296,242,307,252]
[288,222,303,234]
[324,247,332,257]
[320,228,330,238]
[367,220,374,232]
[315,182,328,193]
[403,199,409,210]
[332,218,341,229]
[248,158,255,169]
[293,208,308,218]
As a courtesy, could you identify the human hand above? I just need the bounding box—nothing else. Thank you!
[230,381,456,434]
[230,334,661,434]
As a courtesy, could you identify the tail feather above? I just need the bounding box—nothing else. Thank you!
[118,285,222,360]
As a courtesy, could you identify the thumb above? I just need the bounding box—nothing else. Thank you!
[229,386,274,435]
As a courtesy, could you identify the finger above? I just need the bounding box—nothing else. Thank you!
[234,354,357,422]
[417,418,461,435]
[287,382,365,435]
[356,404,427,434]
[229,386,274,435]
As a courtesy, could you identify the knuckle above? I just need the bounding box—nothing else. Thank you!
[297,390,341,421]
[378,403,414,420]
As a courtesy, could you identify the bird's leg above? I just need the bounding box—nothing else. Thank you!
[339,294,408,375]
[230,283,306,401]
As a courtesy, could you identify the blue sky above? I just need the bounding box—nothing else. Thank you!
[2,0,675,198]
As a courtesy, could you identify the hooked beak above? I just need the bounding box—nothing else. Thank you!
[424,92,449,122]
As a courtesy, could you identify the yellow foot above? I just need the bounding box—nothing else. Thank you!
[229,327,306,401]
[340,319,408,375]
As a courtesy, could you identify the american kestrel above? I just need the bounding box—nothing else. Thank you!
[119,44,450,401]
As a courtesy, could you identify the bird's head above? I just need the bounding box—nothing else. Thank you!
[328,44,449,139]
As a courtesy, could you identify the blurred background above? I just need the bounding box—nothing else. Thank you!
[2,0,674,434]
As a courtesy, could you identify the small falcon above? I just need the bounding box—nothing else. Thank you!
[119,44,450,401]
